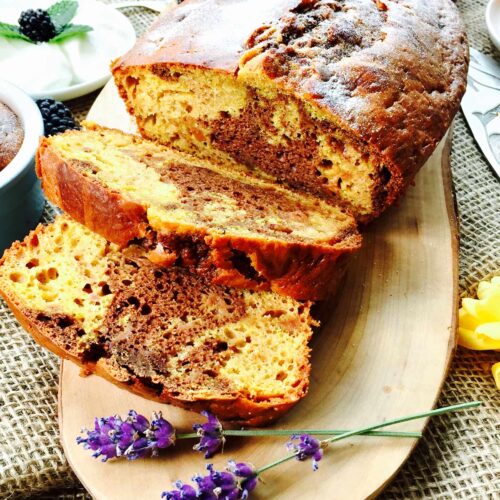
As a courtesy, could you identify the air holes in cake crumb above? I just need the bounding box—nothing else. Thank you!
[276,371,287,381]
[9,272,24,283]
[337,177,343,188]
[26,259,39,269]
[74,298,83,306]
[57,316,74,329]
[215,341,228,353]
[141,304,152,315]
[230,250,264,283]
[122,279,132,286]
[203,369,217,378]
[153,270,163,279]
[321,159,332,168]
[126,259,140,269]
[145,114,157,127]
[184,104,193,113]
[36,313,51,322]
[127,296,140,308]
[380,166,392,184]
[100,283,112,296]
[76,328,85,337]
[264,310,285,318]
[125,76,139,90]
[82,343,106,363]
[82,283,92,293]
[36,268,58,284]
[224,329,235,340]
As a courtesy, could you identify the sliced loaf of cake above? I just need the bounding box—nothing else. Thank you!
[112,0,468,222]
[36,124,361,301]
[0,216,316,425]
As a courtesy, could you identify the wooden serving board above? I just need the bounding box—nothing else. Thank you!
[59,81,458,500]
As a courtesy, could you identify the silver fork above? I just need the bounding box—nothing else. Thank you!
[113,1,173,13]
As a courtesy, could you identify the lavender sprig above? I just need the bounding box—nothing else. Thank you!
[77,410,423,461]
[163,401,481,499]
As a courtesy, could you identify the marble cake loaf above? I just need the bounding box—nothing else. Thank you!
[113,0,468,222]
[0,216,316,425]
[36,124,361,301]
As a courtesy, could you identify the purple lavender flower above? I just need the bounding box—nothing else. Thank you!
[287,434,324,471]
[76,415,124,462]
[151,412,177,450]
[119,410,153,459]
[161,481,198,500]
[193,411,225,458]
[162,462,258,500]
[77,410,176,461]
[227,461,258,499]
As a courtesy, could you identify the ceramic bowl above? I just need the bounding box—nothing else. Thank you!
[0,80,45,254]
[486,0,500,52]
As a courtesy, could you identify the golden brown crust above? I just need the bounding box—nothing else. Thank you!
[36,135,360,301]
[113,0,468,219]
[36,140,149,247]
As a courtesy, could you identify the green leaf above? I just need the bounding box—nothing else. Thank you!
[50,23,92,42]
[0,22,32,42]
[47,0,79,33]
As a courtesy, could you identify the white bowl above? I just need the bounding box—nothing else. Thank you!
[0,0,137,101]
[486,0,500,52]
[0,80,45,252]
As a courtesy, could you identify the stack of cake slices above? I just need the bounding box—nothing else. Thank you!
[0,0,467,425]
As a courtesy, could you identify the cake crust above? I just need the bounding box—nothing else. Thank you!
[113,0,468,220]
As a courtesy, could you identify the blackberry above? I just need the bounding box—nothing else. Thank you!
[36,99,80,136]
[18,9,56,43]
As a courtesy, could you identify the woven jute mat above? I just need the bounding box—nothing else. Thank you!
[1,1,499,498]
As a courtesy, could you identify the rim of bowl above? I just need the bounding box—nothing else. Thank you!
[486,0,500,49]
[0,80,44,189]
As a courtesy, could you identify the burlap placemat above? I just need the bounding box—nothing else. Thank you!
[1,1,498,498]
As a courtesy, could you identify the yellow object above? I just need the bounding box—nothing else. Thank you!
[492,363,500,390]
[458,276,500,389]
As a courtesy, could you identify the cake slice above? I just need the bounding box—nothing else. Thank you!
[36,124,361,301]
[112,0,468,222]
[0,216,316,425]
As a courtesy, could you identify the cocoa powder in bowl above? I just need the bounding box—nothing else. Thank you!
[0,102,24,171]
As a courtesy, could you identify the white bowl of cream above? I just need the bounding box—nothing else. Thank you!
[0,0,136,100]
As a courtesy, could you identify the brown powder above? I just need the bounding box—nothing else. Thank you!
[0,103,24,171]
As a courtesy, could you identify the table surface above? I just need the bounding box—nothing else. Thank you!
[0,1,498,499]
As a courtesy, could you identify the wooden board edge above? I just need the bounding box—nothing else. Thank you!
[368,127,459,499]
